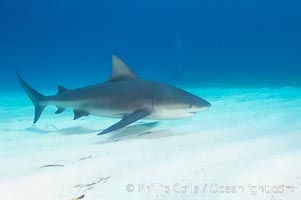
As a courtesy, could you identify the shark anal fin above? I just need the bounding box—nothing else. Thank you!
[73,110,89,120]
[57,85,69,95]
[98,109,150,135]
[55,106,66,114]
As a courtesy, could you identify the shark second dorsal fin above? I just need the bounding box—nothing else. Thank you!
[57,85,69,95]
[108,55,137,82]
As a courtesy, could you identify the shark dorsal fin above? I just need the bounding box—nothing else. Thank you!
[108,55,137,82]
[57,85,68,95]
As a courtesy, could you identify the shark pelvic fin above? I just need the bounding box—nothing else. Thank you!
[55,106,66,114]
[57,85,69,95]
[98,109,150,135]
[73,110,89,120]
[108,55,137,82]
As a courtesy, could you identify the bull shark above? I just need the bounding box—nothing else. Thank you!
[18,55,211,135]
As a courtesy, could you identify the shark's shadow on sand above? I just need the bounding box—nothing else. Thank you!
[98,122,177,144]
[58,121,163,138]
[108,122,160,139]
[5,126,97,135]
[7,121,175,141]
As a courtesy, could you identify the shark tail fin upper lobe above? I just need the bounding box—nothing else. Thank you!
[17,73,47,124]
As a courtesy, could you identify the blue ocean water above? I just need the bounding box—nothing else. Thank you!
[1,2,301,199]
[0,0,300,92]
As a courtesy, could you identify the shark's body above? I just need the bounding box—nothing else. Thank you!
[19,55,211,135]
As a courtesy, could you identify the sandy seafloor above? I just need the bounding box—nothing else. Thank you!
[0,87,301,200]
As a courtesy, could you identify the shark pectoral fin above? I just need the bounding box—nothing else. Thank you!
[73,110,89,120]
[55,106,66,114]
[98,109,150,135]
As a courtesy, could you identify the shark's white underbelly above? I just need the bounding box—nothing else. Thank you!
[86,108,194,119]
[49,100,197,120]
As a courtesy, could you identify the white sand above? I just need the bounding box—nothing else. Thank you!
[0,87,300,200]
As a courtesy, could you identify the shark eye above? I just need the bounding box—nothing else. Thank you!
[189,104,193,108]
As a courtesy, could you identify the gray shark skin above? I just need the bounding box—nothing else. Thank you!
[18,55,211,135]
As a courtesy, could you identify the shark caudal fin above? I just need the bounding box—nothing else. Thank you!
[17,73,47,124]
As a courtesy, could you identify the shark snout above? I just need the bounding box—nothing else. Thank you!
[200,99,211,108]
[190,98,211,111]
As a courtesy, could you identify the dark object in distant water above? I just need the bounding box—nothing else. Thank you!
[169,66,184,82]
[18,55,211,135]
